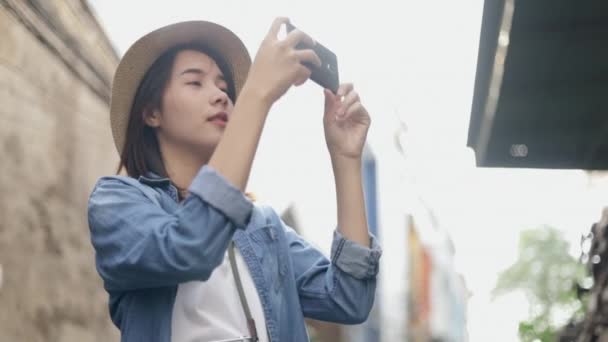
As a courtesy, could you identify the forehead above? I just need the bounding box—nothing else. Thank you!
[172,49,223,75]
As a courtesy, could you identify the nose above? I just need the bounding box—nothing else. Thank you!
[211,87,229,107]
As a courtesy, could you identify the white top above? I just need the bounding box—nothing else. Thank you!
[171,248,269,342]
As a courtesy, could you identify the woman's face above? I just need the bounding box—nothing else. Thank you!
[145,50,233,157]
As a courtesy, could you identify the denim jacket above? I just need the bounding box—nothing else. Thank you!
[87,165,382,342]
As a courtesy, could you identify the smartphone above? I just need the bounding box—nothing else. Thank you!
[285,22,340,94]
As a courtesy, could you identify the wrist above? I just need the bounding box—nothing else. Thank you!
[239,79,274,112]
[330,153,362,172]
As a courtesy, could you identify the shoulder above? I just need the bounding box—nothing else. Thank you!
[90,175,142,198]
[88,175,160,207]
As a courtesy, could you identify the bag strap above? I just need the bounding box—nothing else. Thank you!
[228,241,259,342]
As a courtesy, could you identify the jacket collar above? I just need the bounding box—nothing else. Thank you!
[138,172,171,188]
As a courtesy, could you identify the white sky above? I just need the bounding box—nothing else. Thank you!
[88,1,608,341]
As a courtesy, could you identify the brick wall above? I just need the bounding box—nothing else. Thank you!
[0,1,119,340]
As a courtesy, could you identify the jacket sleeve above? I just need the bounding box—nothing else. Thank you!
[88,165,253,291]
[279,213,382,324]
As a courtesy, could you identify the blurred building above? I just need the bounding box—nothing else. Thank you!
[406,207,470,342]
[0,1,119,341]
[393,117,470,342]
[407,217,433,341]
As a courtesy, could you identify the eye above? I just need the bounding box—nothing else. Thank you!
[187,81,201,86]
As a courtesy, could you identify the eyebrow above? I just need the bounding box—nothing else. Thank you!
[179,68,226,82]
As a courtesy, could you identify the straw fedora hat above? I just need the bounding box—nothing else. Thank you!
[109,21,251,155]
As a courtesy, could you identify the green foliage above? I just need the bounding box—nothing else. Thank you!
[492,226,588,342]
[518,319,556,342]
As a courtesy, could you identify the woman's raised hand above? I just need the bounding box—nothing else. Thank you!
[245,17,322,106]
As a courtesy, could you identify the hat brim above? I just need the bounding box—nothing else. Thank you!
[110,21,251,156]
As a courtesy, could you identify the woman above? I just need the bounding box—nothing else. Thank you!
[88,17,382,342]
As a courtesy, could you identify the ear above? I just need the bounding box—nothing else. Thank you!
[143,107,161,128]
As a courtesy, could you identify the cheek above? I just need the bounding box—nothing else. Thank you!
[162,90,205,130]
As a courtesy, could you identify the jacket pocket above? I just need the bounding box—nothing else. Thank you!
[248,225,288,293]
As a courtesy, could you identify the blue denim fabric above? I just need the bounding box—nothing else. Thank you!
[88,165,382,342]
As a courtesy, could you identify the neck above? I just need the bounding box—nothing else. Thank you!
[159,141,212,191]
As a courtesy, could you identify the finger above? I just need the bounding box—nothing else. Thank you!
[342,101,366,121]
[284,29,315,49]
[346,101,364,115]
[336,83,354,98]
[293,65,312,86]
[339,91,361,116]
[267,17,290,39]
[324,89,339,114]
[293,49,322,68]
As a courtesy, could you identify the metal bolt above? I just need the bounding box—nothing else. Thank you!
[510,144,528,158]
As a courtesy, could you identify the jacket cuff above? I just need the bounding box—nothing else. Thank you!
[330,229,382,279]
[188,165,253,228]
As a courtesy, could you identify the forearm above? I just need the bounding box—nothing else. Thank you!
[284,208,381,324]
[208,83,272,191]
[331,155,369,247]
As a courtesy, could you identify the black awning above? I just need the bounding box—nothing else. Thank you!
[468,0,608,169]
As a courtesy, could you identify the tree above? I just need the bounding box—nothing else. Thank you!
[492,226,588,342]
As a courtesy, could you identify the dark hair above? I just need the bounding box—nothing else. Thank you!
[117,43,236,179]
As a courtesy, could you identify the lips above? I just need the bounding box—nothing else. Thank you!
[207,112,228,125]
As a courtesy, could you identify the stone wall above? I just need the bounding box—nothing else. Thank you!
[0,1,119,340]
